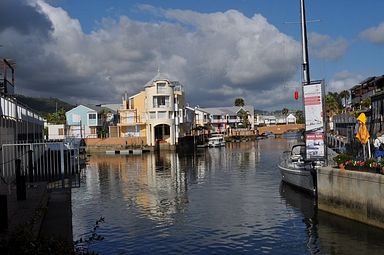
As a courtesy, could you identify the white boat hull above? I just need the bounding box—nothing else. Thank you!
[278,163,316,196]
[278,144,317,196]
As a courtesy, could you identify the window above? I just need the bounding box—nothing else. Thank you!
[158,111,167,119]
[89,113,96,120]
[157,82,166,93]
[58,128,64,135]
[153,96,169,108]
[149,112,156,119]
[90,127,97,134]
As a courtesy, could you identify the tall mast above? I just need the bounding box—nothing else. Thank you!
[300,0,310,85]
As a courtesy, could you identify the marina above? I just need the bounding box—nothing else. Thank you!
[72,139,384,254]
[2,0,384,253]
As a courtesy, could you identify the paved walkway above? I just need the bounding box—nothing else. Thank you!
[0,182,72,243]
[40,188,72,242]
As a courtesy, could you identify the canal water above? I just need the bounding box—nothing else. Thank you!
[72,139,384,254]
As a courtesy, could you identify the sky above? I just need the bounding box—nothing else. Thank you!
[2,0,384,111]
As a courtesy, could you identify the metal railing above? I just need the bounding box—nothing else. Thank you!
[0,142,84,189]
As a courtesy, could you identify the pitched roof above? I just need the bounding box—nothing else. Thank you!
[144,72,173,87]
[200,105,254,116]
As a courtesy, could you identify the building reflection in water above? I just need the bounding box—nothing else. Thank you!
[84,141,264,224]
[85,152,188,223]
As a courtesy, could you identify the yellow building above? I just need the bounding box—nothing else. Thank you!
[118,73,190,146]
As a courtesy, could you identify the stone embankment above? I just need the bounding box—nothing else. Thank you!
[317,167,384,229]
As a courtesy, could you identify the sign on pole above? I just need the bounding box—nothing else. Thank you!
[303,81,326,161]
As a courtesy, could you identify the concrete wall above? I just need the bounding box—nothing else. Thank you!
[257,124,304,135]
[317,167,384,229]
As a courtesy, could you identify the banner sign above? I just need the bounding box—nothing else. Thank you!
[303,81,326,160]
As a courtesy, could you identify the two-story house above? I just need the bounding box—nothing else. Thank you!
[118,73,191,146]
[66,105,105,138]
[195,106,255,133]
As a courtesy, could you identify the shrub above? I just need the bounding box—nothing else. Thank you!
[333,153,352,165]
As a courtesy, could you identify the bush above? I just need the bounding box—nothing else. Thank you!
[333,153,352,165]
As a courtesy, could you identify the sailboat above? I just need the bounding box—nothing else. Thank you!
[278,0,326,196]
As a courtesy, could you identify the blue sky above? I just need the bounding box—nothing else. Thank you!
[2,0,384,110]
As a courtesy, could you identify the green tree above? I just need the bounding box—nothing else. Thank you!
[339,90,350,108]
[295,110,304,124]
[360,97,371,109]
[234,98,245,107]
[45,108,66,124]
[282,108,289,116]
[237,109,249,128]
[325,93,341,132]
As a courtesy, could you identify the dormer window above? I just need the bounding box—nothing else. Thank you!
[156,82,166,93]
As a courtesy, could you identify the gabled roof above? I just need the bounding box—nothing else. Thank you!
[68,104,103,114]
[200,105,254,116]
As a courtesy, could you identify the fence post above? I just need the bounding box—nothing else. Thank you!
[28,149,33,183]
[15,159,26,201]
[60,142,65,188]
[0,194,7,231]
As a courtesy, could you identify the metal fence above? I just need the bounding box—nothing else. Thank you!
[0,142,83,189]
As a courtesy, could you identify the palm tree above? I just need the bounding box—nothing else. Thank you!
[295,110,304,124]
[325,94,341,132]
[237,109,249,128]
[234,98,245,107]
[339,90,350,109]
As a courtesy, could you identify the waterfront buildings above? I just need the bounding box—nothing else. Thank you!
[118,72,191,146]
[197,106,255,133]
[66,104,110,139]
[0,59,44,146]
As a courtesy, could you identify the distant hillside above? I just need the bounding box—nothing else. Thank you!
[13,94,74,116]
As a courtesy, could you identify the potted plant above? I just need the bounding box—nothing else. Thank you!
[333,153,352,169]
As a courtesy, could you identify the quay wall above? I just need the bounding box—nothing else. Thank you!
[257,124,304,135]
[317,167,384,229]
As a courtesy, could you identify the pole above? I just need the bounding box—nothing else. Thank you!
[300,0,310,85]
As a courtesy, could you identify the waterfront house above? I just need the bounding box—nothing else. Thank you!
[350,76,384,109]
[196,105,255,133]
[66,105,106,138]
[117,72,191,146]
[46,123,67,140]
[187,106,210,128]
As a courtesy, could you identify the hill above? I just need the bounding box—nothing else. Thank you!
[13,94,74,116]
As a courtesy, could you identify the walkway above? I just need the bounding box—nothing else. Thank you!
[0,182,72,243]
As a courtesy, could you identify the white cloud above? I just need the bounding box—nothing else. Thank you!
[2,1,304,109]
[360,22,384,44]
[309,32,348,61]
[326,71,363,92]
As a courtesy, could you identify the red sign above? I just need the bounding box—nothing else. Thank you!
[294,90,299,100]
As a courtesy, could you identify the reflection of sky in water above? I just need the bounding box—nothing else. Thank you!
[72,139,384,254]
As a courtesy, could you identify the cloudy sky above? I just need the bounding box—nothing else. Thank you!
[2,0,384,110]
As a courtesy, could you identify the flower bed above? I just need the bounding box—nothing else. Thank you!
[334,155,384,174]
[344,165,381,174]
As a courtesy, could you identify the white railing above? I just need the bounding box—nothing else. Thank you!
[0,142,83,189]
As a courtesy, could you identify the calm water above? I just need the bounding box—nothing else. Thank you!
[72,139,384,254]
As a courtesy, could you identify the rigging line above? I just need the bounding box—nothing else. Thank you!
[0,150,30,167]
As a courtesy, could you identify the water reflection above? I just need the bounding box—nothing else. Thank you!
[279,182,320,254]
[280,181,384,255]
[73,139,384,254]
